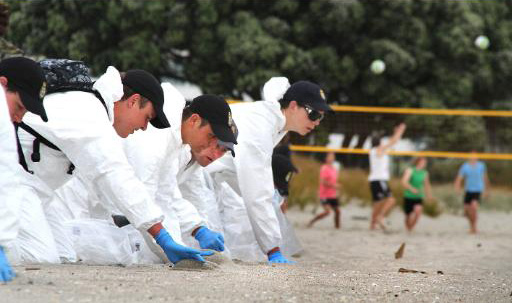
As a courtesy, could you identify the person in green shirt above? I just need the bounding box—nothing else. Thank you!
[401,157,432,231]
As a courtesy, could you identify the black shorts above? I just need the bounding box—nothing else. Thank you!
[464,192,481,204]
[403,197,423,215]
[321,198,339,208]
[369,181,391,202]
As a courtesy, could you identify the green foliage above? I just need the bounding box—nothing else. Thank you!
[6,0,187,77]
[338,168,372,205]
[6,0,512,150]
[428,158,463,184]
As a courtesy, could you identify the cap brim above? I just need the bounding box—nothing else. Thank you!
[150,108,171,129]
[211,123,237,145]
[19,90,48,122]
[218,139,235,157]
[311,101,332,112]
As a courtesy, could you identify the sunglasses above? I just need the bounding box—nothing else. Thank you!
[303,105,324,122]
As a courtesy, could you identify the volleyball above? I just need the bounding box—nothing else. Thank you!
[475,35,490,50]
[370,59,386,74]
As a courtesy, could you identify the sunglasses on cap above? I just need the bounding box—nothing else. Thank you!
[285,171,294,182]
[303,105,324,122]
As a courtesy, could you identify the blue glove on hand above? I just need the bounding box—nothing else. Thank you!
[0,246,15,283]
[194,226,225,252]
[155,228,213,264]
[268,249,295,264]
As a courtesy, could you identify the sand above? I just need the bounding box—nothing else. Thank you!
[2,204,512,302]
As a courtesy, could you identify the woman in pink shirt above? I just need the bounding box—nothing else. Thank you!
[308,152,341,229]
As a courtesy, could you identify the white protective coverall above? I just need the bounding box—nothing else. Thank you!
[206,175,267,262]
[17,67,165,259]
[205,78,290,255]
[45,82,207,264]
[119,82,206,252]
[177,160,221,234]
[1,86,60,264]
[271,190,304,258]
[0,86,21,260]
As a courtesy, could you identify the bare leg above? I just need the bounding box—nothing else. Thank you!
[370,201,385,230]
[373,196,395,230]
[407,205,422,231]
[405,214,412,231]
[381,196,396,218]
[308,204,331,228]
[468,200,479,234]
[334,206,341,229]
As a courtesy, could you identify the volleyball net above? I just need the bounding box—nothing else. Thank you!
[290,105,512,161]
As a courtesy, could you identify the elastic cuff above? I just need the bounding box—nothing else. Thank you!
[193,226,206,238]
[267,247,280,256]
[148,222,164,238]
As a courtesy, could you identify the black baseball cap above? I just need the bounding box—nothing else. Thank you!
[189,94,238,147]
[282,80,332,112]
[217,121,238,157]
[122,69,170,129]
[0,57,48,121]
[272,153,298,197]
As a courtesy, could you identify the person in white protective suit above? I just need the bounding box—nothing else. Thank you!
[117,91,238,259]
[47,85,237,264]
[17,66,213,266]
[0,57,49,281]
[205,77,331,264]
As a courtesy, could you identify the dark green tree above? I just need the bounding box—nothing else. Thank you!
[6,0,512,154]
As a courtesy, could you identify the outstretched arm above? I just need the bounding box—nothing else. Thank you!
[377,123,406,156]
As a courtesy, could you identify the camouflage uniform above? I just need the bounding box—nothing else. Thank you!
[0,37,24,59]
[0,1,25,60]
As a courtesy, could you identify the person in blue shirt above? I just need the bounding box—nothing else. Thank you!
[454,151,491,234]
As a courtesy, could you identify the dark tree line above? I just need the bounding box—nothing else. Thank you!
[6,0,512,153]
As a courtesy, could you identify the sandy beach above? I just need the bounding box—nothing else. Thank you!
[2,204,512,302]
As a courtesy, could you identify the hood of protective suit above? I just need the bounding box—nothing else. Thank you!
[92,66,124,123]
[161,82,186,138]
[229,100,287,147]
[262,77,290,103]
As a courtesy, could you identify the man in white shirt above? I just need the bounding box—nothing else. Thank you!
[368,123,406,230]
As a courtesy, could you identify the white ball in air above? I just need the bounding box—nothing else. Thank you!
[370,59,386,74]
[474,35,490,50]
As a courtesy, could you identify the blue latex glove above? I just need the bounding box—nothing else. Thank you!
[155,228,213,264]
[0,246,15,283]
[194,226,225,252]
[268,249,295,264]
